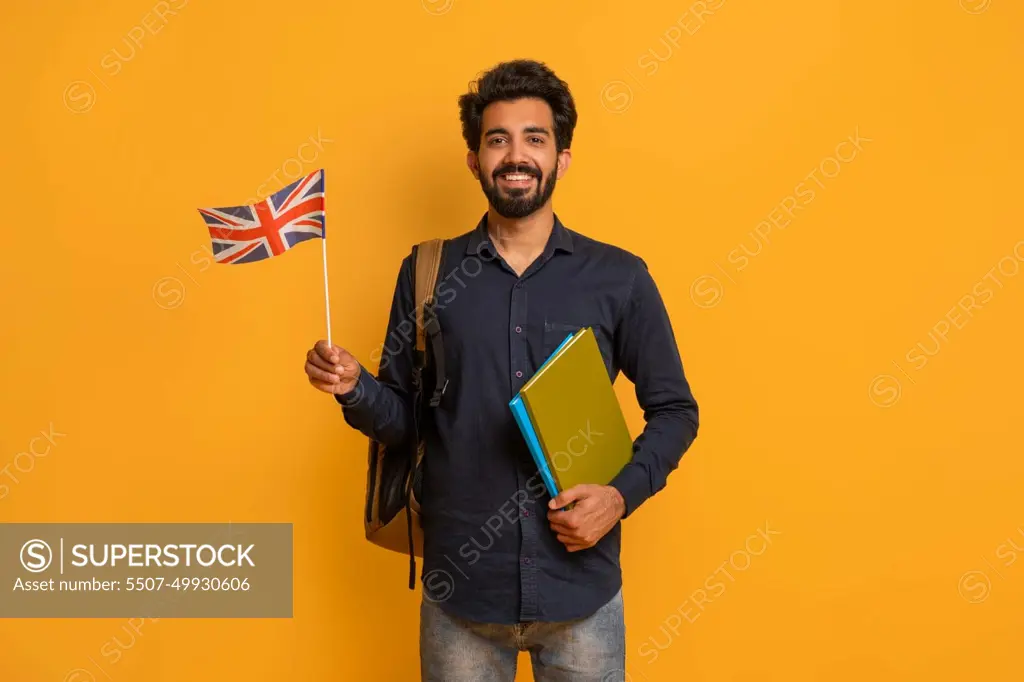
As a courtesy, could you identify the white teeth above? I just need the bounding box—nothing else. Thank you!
[503,174,532,181]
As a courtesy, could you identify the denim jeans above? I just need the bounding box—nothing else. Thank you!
[420,588,626,681]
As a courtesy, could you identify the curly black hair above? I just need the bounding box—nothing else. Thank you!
[457,59,578,154]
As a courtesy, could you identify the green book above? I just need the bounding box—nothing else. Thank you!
[517,327,634,494]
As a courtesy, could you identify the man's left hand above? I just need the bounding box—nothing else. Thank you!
[547,484,626,552]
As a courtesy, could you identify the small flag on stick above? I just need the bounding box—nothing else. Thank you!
[196,168,333,343]
[197,169,325,264]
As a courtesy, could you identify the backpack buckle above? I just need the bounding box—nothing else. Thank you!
[429,378,448,408]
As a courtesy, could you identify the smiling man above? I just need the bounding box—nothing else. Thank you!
[303,59,699,681]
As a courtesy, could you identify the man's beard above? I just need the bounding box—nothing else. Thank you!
[479,162,558,219]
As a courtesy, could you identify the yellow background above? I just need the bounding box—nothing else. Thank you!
[1,0,1021,679]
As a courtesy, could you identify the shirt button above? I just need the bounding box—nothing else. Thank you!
[515,326,522,333]
[523,557,531,564]
[516,371,523,378]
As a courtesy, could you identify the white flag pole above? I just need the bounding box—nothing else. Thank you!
[321,169,332,347]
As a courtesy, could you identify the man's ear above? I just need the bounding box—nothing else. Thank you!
[556,148,572,179]
[466,151,480,179]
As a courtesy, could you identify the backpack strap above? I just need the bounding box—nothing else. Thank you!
[405,238,446,589]
[414,239,444,362]
[414,239,448,406]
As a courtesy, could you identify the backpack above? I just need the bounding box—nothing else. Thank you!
[363,238,448,589]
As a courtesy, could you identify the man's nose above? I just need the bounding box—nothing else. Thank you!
[504,139,532,166]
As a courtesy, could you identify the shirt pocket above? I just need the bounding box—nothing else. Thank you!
[542,320,584,357]
[542,319,615,374]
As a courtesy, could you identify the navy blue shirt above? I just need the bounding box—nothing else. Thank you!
[337,213,699,624]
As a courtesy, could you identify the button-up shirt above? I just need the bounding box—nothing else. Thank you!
[336,212,699,625]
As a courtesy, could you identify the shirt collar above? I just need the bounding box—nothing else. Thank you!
[465,212,575,256]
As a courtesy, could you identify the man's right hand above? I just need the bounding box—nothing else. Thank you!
[305,340,361,396]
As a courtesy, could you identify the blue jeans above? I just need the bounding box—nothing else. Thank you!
[420,588,626,681]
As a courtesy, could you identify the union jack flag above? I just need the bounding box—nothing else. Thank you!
[197,169,325,264]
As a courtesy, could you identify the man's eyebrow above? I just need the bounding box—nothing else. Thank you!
[483,126,551,137]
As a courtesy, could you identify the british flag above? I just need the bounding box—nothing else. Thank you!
[198,169,325,264]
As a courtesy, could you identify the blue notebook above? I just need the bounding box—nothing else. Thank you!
[509,395,559,499]
[509,332,576,501]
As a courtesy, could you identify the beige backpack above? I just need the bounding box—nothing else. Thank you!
[362,238,447,589]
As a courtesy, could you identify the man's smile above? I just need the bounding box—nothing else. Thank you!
[497,172,536,189]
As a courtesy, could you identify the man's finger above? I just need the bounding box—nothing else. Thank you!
[309,378,338,394]
[548,484,594,510]
[556,535,588,551]
[547,511,581,529]
[306,363,341,385]
[314,340,341,364]
[549,522,578,536]
[331,344,347,362]
[307,349,336,373]
[547,502,589,524]
[547,508,569,522]
[314,340,331,358]
[334,362,359,381]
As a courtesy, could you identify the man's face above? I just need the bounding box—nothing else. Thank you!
[469,97,570,219]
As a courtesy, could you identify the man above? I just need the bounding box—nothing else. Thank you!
[303,59,699,681]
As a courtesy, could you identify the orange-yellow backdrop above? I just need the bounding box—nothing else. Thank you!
[2,0,1022,679]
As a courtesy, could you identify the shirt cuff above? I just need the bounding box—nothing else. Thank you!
[334,365,376,408]
[609,463,650,519]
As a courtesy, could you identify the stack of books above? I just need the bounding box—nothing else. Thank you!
[509,327,634,506]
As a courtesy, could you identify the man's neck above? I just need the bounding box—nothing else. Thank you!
[486,207,554,272]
